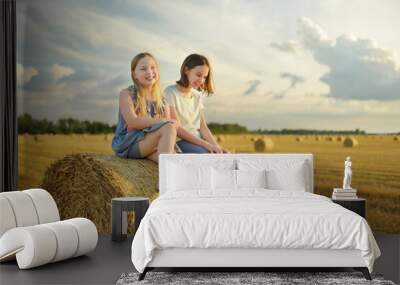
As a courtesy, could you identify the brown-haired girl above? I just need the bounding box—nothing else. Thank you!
[164,54,224,153]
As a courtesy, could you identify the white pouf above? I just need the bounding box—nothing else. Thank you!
[0,189,98,269]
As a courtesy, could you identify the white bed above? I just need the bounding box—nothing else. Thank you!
[131,154,380,280]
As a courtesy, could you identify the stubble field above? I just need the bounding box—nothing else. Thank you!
[18,134,400,233]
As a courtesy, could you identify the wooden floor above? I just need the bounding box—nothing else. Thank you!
[0,233,399,285]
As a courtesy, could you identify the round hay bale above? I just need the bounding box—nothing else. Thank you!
[337,136,344,142]
[33,135,39,142]
[216,135,224,143]
[315,136,320,141]
[254,138,274,152]
[394,136,399,141]
[250,137,256,142]
[326,136,333,141]
[41,153,159,234]
[295,137,302,142]
[343,137,358,148]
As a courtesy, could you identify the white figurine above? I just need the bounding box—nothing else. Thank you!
[343,156,352,189]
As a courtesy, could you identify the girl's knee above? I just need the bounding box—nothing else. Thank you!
[160,122,177,134]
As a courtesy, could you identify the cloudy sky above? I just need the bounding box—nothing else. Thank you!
[16,0,400,133]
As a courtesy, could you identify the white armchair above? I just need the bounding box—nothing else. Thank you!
[0,188,98,269]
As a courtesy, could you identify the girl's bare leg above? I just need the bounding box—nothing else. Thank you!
[146,149,177,163]
[137,123,177,161]
[157,123,176,153]
[146,151,159,163]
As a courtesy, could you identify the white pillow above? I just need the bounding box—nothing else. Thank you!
[236,169,267,189]
[212,168,237,190]
[167,163,212,191]
[238,159,308,191]
[266,162,307,191]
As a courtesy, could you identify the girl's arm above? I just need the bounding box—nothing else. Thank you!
[163,102,180,128]
[169,106,212,151]
[199,111,223,153]
[119,90,166,131]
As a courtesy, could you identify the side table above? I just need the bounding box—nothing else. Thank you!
[112,197,149,242]
[332,198,366,218]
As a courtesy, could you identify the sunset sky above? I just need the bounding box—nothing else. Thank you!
[16,0,400,133]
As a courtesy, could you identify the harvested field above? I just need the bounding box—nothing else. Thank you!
[18,134,400,233]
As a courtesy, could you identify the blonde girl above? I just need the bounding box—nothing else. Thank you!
[112,52,178,163]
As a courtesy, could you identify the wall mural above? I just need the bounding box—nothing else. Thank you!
[17,0,400,233]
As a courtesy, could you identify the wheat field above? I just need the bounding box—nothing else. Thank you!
[18,134,400,233]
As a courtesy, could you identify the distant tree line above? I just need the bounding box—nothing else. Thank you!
[209,122,367,135]
[208,122,249,134]
[18,113,116,134]
[252,128,366,135]
[17,114,373,135]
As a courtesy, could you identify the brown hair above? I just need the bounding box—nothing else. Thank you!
[176,54,214,95]
[130,52,164,118]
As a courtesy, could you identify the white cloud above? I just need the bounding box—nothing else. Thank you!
[17,63,38,84]
[294,18,400,101]
[50,64,75,81]
[297,18,332,49]
[270,41,302,54]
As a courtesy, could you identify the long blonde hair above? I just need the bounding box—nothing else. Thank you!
[130,52,164,118]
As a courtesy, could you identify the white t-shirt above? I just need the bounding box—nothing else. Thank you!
[164,84,204,139]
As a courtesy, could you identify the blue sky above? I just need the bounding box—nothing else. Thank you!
[16,0,400,132]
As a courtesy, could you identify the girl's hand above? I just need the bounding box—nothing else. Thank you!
[222,148,230,153]
[207,143,224,154]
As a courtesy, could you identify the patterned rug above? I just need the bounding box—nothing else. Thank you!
[116,271,396,285]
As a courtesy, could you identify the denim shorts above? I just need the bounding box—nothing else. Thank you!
[122,121,170,159]
[176,140,209,154]
[126,141,142,158]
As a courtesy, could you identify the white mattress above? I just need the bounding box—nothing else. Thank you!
[131,190,380,273]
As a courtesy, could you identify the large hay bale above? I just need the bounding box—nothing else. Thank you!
[216,135,224,143]
[315,136,320,141]
[337,136,344,142]
[254,138,274,152]
[343,137,359,147]
[394,136,399,141]
[295,137,303,142]
[41,153,159,234]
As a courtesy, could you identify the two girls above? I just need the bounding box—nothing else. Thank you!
[112,52,223,162]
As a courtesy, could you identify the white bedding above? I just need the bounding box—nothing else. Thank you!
[131,190,380,273]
